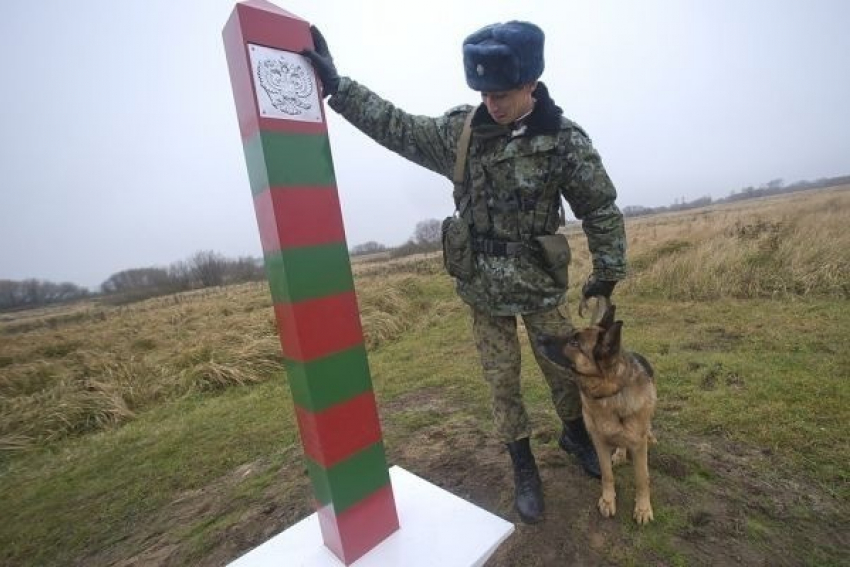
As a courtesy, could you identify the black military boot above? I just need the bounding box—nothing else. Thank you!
[506,437,544,524]
[559,418,602,479]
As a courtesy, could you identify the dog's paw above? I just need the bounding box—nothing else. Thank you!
[611,447,628,466]
[633,502,654,524]
[598,494,616,518]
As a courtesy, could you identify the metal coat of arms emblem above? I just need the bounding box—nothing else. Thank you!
[248,43,322,123]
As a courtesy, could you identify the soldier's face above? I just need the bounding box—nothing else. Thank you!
[481,83,537,125]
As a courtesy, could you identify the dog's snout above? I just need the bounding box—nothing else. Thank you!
[537,334,570,367]
[536,333,557,355]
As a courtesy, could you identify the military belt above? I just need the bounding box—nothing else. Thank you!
[472,238,529,257]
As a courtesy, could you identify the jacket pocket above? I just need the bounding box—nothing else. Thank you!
[534,233,570,288]
[442,216,474,281]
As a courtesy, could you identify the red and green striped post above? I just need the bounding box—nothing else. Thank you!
[223,1,399,563]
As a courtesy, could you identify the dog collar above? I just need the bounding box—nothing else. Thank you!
[573,369,624,399]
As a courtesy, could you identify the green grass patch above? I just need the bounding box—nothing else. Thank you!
[0,376,295,566]
[620,297,849,491]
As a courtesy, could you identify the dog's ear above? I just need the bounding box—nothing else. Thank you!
[599,304,617,330]
[595,320,623,360]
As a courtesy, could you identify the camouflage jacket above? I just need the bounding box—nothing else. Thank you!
[329,78,627,315]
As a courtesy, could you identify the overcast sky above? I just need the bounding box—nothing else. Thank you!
[1,0,848,289]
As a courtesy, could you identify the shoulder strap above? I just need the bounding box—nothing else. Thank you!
[453,109,475,187]
[451,109,475,218]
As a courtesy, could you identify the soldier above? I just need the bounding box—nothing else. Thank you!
[304,21,627,524]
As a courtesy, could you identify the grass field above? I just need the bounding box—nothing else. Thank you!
[1,187,848,566]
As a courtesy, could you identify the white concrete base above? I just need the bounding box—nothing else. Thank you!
[228,465,515,567]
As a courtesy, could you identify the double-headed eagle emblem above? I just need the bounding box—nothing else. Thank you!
[256,56,314,116]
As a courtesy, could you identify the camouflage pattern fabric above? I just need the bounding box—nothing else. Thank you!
[472,303,582,442]
[329,76,626,316]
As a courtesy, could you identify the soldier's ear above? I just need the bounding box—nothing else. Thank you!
[595,320,622,360]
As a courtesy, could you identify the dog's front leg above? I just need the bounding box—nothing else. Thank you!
[632,436,654,524]
[591,434,617,518]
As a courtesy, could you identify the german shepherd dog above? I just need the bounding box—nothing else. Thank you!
[540,304,657,524]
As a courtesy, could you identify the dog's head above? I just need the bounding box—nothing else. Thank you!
[538,305,623,378]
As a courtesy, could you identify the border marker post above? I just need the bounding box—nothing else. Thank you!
[223,1,399,563]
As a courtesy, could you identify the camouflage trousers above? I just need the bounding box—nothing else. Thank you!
[472,303,582,443]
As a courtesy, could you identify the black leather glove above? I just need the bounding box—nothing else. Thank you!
[301,26,340,98]
[582,276,617,299]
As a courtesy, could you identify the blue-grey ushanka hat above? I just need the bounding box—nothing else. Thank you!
[462,21,544,92]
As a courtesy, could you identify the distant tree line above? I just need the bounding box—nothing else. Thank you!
[350,241,388,256]
[622,174,850,218]
[0,251,266,311]
[99,250,264,303]
[351,218,443,259]
[0,279,90,311]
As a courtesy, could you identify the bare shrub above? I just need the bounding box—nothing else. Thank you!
[413,218,442,245]
[190,250,227,288]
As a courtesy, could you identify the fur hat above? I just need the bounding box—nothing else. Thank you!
[462,21,544,92]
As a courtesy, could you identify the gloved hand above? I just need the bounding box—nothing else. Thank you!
[579,275,616,323]
[301,25,340,98]
[582,276,617,299]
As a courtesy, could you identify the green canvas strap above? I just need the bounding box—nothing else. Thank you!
[453,110,475,186]
[452,110,476,218]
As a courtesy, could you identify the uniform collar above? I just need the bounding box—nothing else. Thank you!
[472,81,563,137]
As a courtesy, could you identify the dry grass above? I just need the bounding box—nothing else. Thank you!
[359,269,458,349]
[566,186,850,299]
[0,283,282,449]
[0,284,280,450]
[0,262,454,450]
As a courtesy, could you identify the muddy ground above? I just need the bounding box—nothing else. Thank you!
[85,392,847,567]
